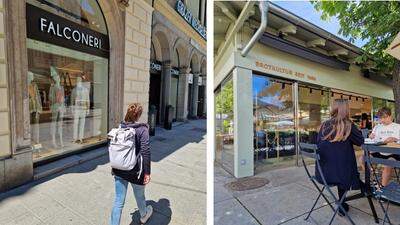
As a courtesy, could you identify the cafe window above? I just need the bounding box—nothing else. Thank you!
[26,0,109,161]
[298,86,330,144]
[215,75,234,174]
[253,75,296,170]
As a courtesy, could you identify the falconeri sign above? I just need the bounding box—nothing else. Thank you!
[26,3,109,58]
[39,18,103,49]
[175,0,206,40]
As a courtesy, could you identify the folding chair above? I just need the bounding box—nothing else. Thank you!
[364,145,400,225]
[299,143,356,225]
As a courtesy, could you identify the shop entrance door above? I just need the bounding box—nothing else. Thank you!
[149,73,161,124]
[197,85,205,117]
[253,75,296,172]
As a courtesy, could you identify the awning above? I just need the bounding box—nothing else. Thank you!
[386,32,400,60]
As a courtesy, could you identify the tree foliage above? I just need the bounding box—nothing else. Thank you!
[311,1,400,72]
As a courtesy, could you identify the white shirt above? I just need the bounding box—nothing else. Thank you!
[372,123,400,155]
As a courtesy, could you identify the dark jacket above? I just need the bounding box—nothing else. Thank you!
[315,120,364,190]
[112,122,151,185]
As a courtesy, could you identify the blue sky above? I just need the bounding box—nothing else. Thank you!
[273,1,366,48]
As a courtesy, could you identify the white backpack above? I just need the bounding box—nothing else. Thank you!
[108,126,141,172]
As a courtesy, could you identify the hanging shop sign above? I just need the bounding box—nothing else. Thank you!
[198,76,203,86]
[171,68,180,76]
[150,60,162,72]
[188,73,193,84]
[26,3,110,58]
[150,61,180,75]
[175,0,207,40]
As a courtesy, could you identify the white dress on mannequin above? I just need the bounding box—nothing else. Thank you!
[71,78,90,143]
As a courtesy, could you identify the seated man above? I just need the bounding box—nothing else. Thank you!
[370,107,400,186]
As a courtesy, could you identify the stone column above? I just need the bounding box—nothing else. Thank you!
[160,61,171,121]
[176,67,190,121]
[233,67,254,178]
[190,73,200,118]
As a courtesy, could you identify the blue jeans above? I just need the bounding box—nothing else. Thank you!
[110,176,147,225]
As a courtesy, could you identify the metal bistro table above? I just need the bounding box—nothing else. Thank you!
[346,143,400,223]
[345,143,400,224]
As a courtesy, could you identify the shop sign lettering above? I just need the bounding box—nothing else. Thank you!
[176,0,207,40]
[255,61,317,81]
[39,18,103,49]
[26,3,109,58]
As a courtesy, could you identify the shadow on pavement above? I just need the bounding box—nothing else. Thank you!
[0,120,205,213]
[130,199,172,225]
[150,120,206,162]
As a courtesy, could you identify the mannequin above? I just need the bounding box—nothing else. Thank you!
[71,77,90,144]
[28,71,42,144]
[49,66,65,148]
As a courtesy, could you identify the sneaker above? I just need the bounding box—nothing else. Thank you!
[140,205,153,224]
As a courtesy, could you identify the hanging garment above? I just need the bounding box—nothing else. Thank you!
[49,85,65,113]
[28,83,43,114]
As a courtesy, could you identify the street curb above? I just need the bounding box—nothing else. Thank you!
[33,147,108,180]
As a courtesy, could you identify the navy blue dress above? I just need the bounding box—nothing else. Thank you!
[315,120,364,190]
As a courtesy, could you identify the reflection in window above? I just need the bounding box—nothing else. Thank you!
[27,0,108,35]
[331,91,372,128]
[27,39,108,161]
[253,75,295,166]
[298,86,330,144]
[215,76,234,174]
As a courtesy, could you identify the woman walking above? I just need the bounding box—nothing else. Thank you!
[110,103,153,225]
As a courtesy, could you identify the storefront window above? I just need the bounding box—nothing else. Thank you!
[331,91,372,128]
[298,86,330,144]
[26,0,109,161]
[27,0,107,35]
[215,76,234,174]
[253,75,295,170]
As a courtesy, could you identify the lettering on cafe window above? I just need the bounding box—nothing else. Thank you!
[256,61,317,81]
[39,18,102,49]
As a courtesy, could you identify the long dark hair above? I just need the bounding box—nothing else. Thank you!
[321,99,352,142]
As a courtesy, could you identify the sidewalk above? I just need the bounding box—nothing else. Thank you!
[0,120,206,225]
[215,164,400,225]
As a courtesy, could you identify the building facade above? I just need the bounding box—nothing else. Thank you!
[150,0,207,124]
[0,0,206,192]
[214,2,394,178]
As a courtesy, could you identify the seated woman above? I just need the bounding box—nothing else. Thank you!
[316,99,365,216]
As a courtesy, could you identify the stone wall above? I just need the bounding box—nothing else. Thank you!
[124,0,153,123]
[0,0,10,158]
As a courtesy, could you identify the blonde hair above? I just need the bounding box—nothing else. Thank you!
[124,103,143,123]
[321,99,352,142]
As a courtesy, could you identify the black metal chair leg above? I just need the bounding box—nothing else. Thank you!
[366,194,379,224]
[383,201,392,224]
[305,186,325,220]
[380,200,392,225]
[328,191,356,225]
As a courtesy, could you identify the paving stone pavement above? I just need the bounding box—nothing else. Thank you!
[215,164,400,225]
[0,120,206,225]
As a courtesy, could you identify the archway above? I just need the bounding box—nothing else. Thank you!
[151,24,172,123]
